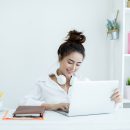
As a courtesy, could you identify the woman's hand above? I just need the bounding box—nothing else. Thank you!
[54,103,69,111]
[41,103,69,111]
[111,88,122,104]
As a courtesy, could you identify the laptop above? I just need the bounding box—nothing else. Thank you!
[57,80,119,116]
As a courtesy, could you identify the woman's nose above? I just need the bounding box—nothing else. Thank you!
[72,64,76,71]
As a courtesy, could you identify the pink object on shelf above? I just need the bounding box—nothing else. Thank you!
[128,32,130,54]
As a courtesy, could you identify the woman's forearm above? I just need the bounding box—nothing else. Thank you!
[41,103,69,111]
[41,103,55,110]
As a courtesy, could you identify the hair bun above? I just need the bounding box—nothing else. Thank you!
[66,30,86,44]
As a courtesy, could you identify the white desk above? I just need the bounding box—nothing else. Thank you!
[0,108,130,130]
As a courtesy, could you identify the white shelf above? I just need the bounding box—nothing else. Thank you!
[124,54,130,57]
[123,99,130,108]
[121,0,130,100]
[125,7,130,14]
[123,98,130,103]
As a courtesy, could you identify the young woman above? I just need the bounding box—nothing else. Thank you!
[22,30,122,111]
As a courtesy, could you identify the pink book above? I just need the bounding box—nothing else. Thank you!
[128,32,130,54]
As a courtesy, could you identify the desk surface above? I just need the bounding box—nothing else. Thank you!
[0,108,130,130]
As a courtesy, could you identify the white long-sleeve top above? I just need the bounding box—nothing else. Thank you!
[21,76,82,106]
[21,76,121,109]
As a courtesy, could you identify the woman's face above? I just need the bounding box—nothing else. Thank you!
[59,52,83,79]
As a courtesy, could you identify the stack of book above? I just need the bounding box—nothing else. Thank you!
[13,106,45,118]
[2,106,45,120]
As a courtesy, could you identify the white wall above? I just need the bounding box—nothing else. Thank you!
[0,0,113,107]
[110,0,123,88]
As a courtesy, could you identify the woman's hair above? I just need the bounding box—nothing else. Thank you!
[57,30,86,61]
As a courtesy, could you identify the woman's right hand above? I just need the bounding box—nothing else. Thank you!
[41,103,69,111]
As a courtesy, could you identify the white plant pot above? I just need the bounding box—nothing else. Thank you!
[125,85,130,100]
[107,31,119,40]
[112,31,119,40]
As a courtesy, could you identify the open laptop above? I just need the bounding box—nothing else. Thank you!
[57,80,119,116]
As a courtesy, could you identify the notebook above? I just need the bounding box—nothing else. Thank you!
[57,80,119,116]
[13,106,45,118]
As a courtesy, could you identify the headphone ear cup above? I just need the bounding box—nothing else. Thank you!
[56,75,66,85]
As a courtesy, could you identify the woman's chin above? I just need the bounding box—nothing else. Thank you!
[66,73,73,79]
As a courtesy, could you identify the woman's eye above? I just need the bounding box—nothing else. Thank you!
[76,64,80,66]
[68,62,73,64]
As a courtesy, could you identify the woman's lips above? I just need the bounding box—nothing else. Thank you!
[67,70,74,75]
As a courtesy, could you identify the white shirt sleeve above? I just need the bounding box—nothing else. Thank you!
[20,81,46,106]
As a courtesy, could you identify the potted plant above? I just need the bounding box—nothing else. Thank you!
[0,91,4,111]
[125,78,130,100]
[106,10,120,40]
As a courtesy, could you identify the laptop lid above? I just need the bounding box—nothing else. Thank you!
[67,80,119,116]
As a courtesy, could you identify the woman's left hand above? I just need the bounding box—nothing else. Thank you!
[111,88,122,104]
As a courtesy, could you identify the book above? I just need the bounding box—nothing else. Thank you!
[13,106,45,118]
[2,110,44,120]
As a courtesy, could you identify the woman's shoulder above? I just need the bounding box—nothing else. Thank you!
[35,75,55,87]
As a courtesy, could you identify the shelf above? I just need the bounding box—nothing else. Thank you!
[123,98,130,103]
[123,99,130,108]
[124,54,130,57]
[125,8,130,14]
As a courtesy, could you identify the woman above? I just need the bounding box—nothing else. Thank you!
[22,30,122,111]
